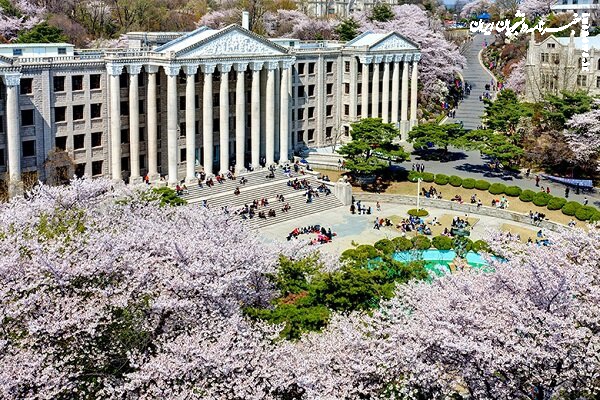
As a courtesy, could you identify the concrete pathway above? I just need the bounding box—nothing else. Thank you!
[445,34,496,130]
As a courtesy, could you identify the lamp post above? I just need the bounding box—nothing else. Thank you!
[416,177,422,212]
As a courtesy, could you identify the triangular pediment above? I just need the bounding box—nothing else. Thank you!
[162,25,289,58]
[370,32,419,51]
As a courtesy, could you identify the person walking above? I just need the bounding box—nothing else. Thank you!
[535,175,540,187]
[376,201,381,212]
[565,187,570,198]
[584,197,589,205]
[546,187,550,194]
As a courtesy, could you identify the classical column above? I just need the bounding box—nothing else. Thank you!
[361,59,370,119]
[410,57,419,130]
[265,62,277,166]
[400,59,409,137]
[371,59,380,118]
[279,62,291,163]
[250,62,262,169]
[234,63,247,173]
[381,60,390,123]
[128,64,142,183]
[391,59,400,126]
[107,64,123,180]
[146,65,159,181]
[349,57,357,121]
[165,65,180,185]
[202,63,216,175]
[185,65,198,182]
[219,63,232,173]
[2,73,22,195]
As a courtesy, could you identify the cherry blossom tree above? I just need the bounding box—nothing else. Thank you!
[459,0,492,18]
[518,0,556,18]
[0,0,45,40]
[564,101,600,169]
[198,8,242,29]
[353,5,466,105]
[504,57,526,94]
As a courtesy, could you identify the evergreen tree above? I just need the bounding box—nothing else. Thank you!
[335,18,360,41]
[370,2,395,22]
[16,22,68,44]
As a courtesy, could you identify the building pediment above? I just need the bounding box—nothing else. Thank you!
[159,25,289,58]
[370,33,419,51]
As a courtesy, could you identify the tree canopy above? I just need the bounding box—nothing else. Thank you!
[15,21,68,43]
[483,89,534,134]
[408,122,467,152]
[337,118,410,174]
[335,17,360,42]
[459,129,525,165]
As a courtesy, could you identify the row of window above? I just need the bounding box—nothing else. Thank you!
[297,62,335,75]
[296,126,334,143]
[540,53,600,70]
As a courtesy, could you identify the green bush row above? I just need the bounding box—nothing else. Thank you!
[409,173,596,222]
[373,236,490,253]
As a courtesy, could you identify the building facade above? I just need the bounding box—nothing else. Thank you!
[0,24,420,192]
[525,33,600,101]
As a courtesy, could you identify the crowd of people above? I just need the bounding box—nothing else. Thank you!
[350,200,372,215]
[422,186,442,199]
[286,225,335,245]
[395,215,432,235]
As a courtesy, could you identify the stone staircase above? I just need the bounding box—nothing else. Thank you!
[179,168,344,228]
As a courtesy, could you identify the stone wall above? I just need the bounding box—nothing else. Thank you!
[355,193,566,232]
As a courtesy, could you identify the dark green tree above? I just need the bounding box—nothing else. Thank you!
[483,90,534,134]
[459,129,525,166]
[16,22,69,44]
[335,17,360,42]
[540,91,594,129]
[337,118,409,174]
[408,123,466,153]
[370,2,395,22]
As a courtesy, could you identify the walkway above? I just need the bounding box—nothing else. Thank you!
[445,34,496,130]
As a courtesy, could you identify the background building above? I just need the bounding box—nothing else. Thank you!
[525,32,600,101]
[0,22,420,193]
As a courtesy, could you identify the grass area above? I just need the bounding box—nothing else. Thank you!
[316,170,571,225]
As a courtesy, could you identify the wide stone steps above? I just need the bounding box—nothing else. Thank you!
[246,191,344,229]
[200,178,318,211]
[180,169,290,201]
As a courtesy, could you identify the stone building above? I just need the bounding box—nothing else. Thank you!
[525,32,600,101]
[0,23,420,192]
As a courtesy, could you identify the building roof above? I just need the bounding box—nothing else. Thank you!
[0,43,73,48]
[556,36,600,50]
[345,31,419,51]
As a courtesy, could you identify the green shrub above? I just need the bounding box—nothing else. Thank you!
[374,239,395,255]
[354,244,379,259]
[434,174,449,185]
[471,240,490,253]
[408,171,422,182]
[488,183,506,195]
[411,235,431,250]
[561,201,582,216]
[422,172,435,182]
[475,180,491,190]
[449,175,463,187]
[590,212,600,223]
[452,237,473,252]
[432,235,453,250]
[504,186,522,197]
[407,208,429,217]
[546,197,567,210]
[461,178,476,189]
[151,187,187,206]
[575,205,597,221]
[532,192,552,207]
[392,236,413,251]
[519,189,536,202]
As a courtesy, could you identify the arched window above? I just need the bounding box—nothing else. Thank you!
[577,57,582,68]
[597,58,600,70]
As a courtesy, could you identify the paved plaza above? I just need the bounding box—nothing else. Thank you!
[259,201,542,255]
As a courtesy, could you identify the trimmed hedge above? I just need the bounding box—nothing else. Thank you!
[575,205,597,221]
[408,209,429,217]
[452,237,473,252]
[411,235,432,250]
[422,172,435,182]
[546,197,567,211]
[471,239,490,253]
[475,180,491,190]
[590,212,600,223]
[461,178,476,189]
[374,238,395,255]
[488,183,507,195]
[532,192,552,207]
[434,174,449,185]
[392,236,413,251]
[519,189,536,202]
[432,235,453,250]
[561,201,582,216]
[354,244,378,259]
[504,186,522,197]
[449,175,463,187]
